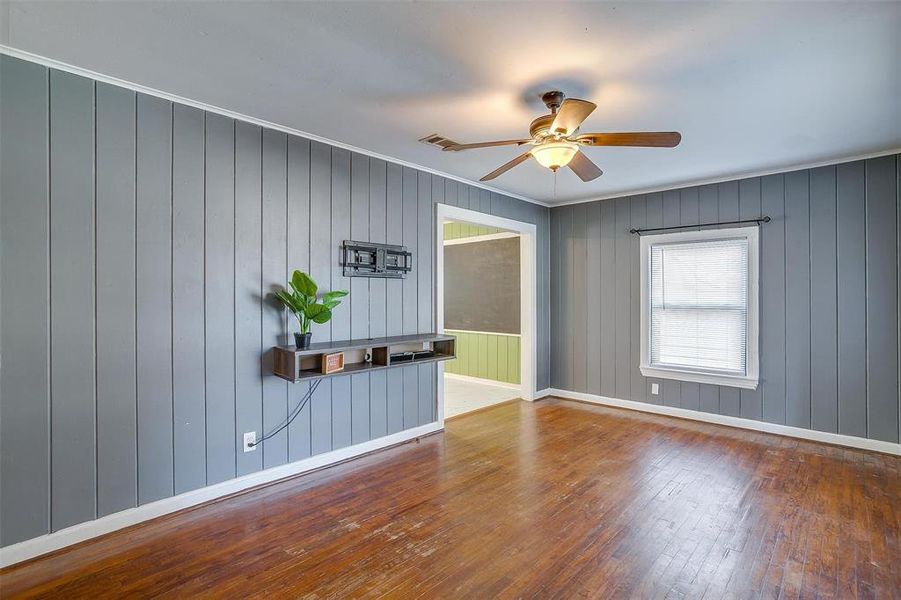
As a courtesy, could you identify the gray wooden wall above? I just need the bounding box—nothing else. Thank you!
[550,154,901,444]
[0,55,550,547]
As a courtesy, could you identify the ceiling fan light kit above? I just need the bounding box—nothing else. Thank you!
[425,90,681,183]
[530,141,578,171]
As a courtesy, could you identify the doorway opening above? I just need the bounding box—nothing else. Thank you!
[435,204,537,424]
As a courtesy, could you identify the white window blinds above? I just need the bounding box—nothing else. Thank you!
[649,237,749,375]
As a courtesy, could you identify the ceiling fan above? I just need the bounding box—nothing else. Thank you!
[430,91,681,182]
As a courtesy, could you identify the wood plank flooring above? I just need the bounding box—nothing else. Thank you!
[1,398,898,598]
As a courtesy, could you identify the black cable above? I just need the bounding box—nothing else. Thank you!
[249,379,321,447]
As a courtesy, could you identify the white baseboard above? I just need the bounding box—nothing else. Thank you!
[0,422,443,568]
[546,388,901,456]
[444,372,520,390]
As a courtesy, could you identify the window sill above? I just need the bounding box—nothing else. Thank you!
[639,366,759,390]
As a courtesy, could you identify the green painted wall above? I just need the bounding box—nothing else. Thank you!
[443,222,502,240]
[444,330,520,385]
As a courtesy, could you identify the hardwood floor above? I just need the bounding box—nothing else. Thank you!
[1,398,898,599]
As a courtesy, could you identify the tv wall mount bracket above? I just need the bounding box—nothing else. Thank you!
[342,240,413,279]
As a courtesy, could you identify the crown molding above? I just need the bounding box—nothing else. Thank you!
[548,147,901,207]
[0,45,550,209]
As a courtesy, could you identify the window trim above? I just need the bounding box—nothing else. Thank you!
[639,225,760,390]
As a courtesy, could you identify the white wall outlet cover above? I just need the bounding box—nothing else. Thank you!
[243,431,257,452]
[651,383,660,395]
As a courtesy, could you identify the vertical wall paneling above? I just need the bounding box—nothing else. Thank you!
[261,129,289,467]
[444,179,458,208]
[478,335,489,379]
[615,197,633,402]
[386,369,404,434]
[536,207,549,387]
[469,185,480,212]
[171,105,206,494]
[697,185,720,414]
[809,166,839,433]
[135,93,174,505]
[738,178,763,419]
[660,191,682,408]
[716,182,742,416]
[385,165,404,431]
[865,156,899,442]
[350,153,371,444]
[417,171,435,424]
[350,153,371,339]
[204,113,237,483]
[643,193,664,404]
[402,168,418,335]
[95,82,137,517]
[586,203,602,395]
[386,164,403,336]
[368,159,388,439]
[287,135,312,462]
[417,172,433,333]
[0,56,50,545]
[561,206,574,391]
[571,203,587,392]
[234,122,263,476]
[549,156,900,443]
[784,170,811,428]
[600,201,616,397]
[1,58,551,547]
[330,148,352,450]
[836,161,867,438]
[550,203,562,388]
[49,71,96,530]
[403,365,419,429]
[350,373,370,445]
[760,174,787,425]
[309,141,333,455]
[629,196,647,404]
[369,159,388,339]
[487,336,499,380]
[479,188,491,214]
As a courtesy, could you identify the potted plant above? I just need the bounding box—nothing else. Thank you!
[275,270,348,349]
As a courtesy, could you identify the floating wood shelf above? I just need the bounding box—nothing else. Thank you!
[272,333,456,383]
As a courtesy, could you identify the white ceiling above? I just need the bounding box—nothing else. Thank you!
[2,1,899,205]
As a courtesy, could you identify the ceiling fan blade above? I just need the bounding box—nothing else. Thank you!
[444,139,532,152]
[574,132,682,147]
[550,99,597,136]
[568,150,603,182]
[479,150,533,181]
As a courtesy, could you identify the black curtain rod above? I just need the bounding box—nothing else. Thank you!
[630,216,770,235]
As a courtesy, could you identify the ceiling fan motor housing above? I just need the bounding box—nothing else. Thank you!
[541,90,566,113]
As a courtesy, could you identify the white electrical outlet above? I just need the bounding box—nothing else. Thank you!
[243,431,257,452]
[651,383,660,395]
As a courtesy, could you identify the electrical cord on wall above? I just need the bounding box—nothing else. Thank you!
[249,379,322,448]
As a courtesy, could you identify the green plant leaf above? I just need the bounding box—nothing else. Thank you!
[290,270,317,298]
[306,303,333,324]
[321,290,348,303]
[320,290,348,310]
[274,289,302,314]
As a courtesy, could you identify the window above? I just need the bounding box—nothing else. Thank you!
[639,226,759,389]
